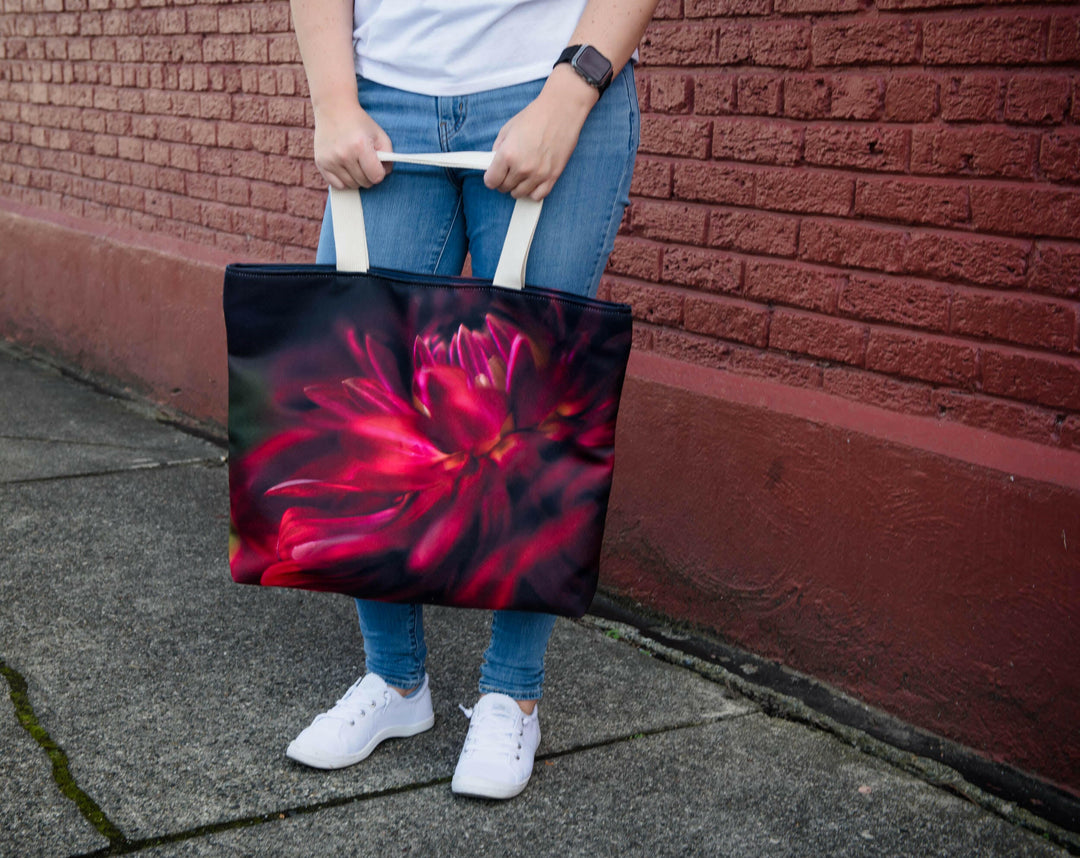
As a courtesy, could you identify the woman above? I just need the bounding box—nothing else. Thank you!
[285,0,657,800]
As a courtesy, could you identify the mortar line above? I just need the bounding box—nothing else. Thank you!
[1,457,225,487]
[66,715,739,857]
[0,657,128,849]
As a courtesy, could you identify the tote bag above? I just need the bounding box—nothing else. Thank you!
[225,151,632,617]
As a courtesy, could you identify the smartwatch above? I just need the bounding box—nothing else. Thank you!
[553,45,614,97]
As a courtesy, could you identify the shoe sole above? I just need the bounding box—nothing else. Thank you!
[285,714,435,770]
[451,773,529,800]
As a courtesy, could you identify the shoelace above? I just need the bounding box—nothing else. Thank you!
[316,680,386,727]
[458,703,525,760]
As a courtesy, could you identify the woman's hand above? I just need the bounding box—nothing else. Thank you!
[484,65,599,201]
[313,100,394,190]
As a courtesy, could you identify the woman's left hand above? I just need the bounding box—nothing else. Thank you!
[484,65,600,201]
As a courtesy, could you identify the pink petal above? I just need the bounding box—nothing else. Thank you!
[406,466,486,572]
[365,335,405,395]
[415,365,508,452]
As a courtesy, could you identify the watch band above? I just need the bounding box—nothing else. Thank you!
[553,44,614,97]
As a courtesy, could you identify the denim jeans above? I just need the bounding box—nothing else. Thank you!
[316,64,640,701]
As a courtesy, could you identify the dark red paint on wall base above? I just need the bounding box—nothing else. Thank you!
[604,351,1080,796]
[3,202,1078,796]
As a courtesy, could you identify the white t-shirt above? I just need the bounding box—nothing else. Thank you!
[352,0,589,96]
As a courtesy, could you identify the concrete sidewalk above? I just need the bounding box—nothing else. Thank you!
[0,346,1070,858]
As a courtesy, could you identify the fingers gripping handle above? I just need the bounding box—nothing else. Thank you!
[328,151,543,291]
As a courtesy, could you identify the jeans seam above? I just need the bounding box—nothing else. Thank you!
[431,196,464,274]
[582,67,640,298]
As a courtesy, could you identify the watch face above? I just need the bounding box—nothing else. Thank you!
[575,46,612,84]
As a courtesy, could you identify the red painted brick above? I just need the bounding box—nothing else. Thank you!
[783,75,830,119]
[822,367,934,416]
[266,98,306,127]
[233,95,269,125]
[709,208,798,257]
[775,0,861,11]
[770,309,866,364]
[830,74,883,121]
[651,328,733,371]
[804,125,908,172]
[685,294,770,347]
[286,186,328,222]
[971,186,1080,241]
[799,218,908,274]
[265,155,303,186]
[233,35,269,64]
[854,177,969,228]
[744,259,841,313]
[749,21,811,68]
[630,199,710,244]
[982,348,1080,410]
[952,291,1076,351]
[1028,242,1080,299]
[265,212,318,247]
[924,16,1045,65]
[812,19,919,66]
[250,3,292,34]
[608,237,662,281]
[904,231,1029,289]
[866,329,977,387]
[639,115,712,159]
[910,126,1037,180]
[644,72,693,113]
[1062,416,1080,452]
[686,0,772,14]
[672,162,756,206]
[1040,131,1080,184]
[737,74,782,116]
[228,150,266,182]
[713,117,802,166]
[754,168,852,215]
[608,279,684,326]
[218,7,251,35]
[884,74,938,122]
[1048,14,1080,62]
[715,22,754,65]
[693,73,736,115]
[839,274,951,330]
[250,181,287,212]
[931,390,1059,447]
[629,157,672,199]
[662,246,742,293]
[1004,75,1071,125]
[268,34,301,64]
[640,21,722,66]
[726,346,824,388]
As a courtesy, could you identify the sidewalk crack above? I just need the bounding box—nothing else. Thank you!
[0,656,128,850]
[1,457,226,486]
[0,433,170,453]
[65,717,749,857]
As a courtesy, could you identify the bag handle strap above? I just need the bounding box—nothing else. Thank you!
[328,150,543,291]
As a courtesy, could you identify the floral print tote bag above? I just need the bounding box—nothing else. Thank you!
[224,152,632,617]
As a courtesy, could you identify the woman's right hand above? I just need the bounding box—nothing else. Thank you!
[313,101,393,190]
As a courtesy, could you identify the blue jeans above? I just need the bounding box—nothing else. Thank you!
[317,65,640,700]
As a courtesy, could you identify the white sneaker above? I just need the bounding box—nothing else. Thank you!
[286,673,435,769]
[451,693,540,800]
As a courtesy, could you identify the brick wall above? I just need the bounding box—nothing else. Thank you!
[607,0,1080,452]
[2,0,1079,450]
[0,0,321,261]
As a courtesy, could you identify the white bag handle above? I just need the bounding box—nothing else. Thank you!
[328,150,543,291]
